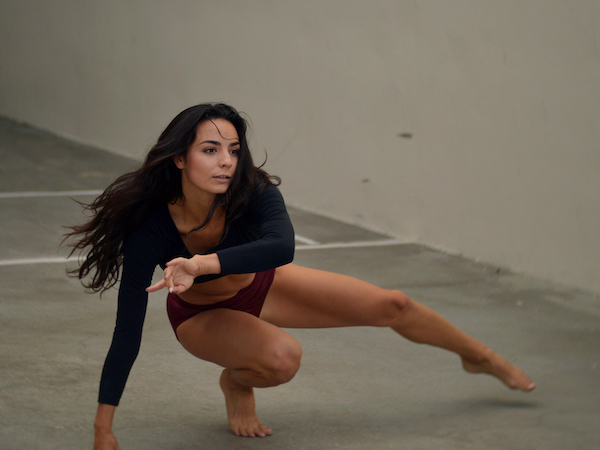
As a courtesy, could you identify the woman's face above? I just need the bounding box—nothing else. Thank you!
[175,119,240,201]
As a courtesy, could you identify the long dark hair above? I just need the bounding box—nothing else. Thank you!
[64,103,279,293]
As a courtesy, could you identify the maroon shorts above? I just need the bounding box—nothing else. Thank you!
[166,269,276,338]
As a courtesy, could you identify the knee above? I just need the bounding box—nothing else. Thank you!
[265,338,302,385]
[378,290,414,327]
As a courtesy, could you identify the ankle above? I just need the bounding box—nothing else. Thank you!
[221,368,252,391]
[462,346,494,365]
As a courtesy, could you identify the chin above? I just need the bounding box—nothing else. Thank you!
[211,186,231,194]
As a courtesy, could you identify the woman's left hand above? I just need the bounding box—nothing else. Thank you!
[146,254,221,295]
[146,257,199,295]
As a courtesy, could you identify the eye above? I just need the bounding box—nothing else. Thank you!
[203,147,217,153]
[230,147,240,156]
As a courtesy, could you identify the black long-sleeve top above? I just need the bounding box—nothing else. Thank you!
[98,185,295,405]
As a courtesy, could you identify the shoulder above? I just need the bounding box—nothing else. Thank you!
[253,184,285,208]
[120,205,176,286]
[249,185,293,238]
[123,205,175,257]
[243,184,287,221]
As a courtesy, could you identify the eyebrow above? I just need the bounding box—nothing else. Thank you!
[199,140,240,146]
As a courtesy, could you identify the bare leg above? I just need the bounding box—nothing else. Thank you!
[261,264,535,391]
[389,300,535,391]
[219,368,272,437]
[176,308,302,437]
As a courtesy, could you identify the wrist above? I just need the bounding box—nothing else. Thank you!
[94,403,115,432]
[192,253,221,275]
[94,423,112,433]
[93,418,113,433]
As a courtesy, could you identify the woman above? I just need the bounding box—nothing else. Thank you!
[66,103,535,449]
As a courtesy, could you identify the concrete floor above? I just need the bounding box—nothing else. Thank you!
[1,117,599,449]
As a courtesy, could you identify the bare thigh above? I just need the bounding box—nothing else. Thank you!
[260,264,408,329]
[176,308,301,376]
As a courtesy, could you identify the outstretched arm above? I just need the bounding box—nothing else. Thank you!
[146,253,221,295]
[147,185,294,296]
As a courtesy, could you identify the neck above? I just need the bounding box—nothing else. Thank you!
[172,189,220,231]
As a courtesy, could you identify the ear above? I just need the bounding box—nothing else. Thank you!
[173,154,185,169]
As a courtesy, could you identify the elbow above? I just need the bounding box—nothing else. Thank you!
[279,239,295,266]
[283,240,296,264]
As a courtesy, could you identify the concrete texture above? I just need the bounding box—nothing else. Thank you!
[1,118,599,449]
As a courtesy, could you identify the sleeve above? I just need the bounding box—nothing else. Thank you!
[216,185,295,275]
[97,225,163,406]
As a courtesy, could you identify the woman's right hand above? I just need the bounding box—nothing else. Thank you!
[93,429,121,450]
[94,404,120,449]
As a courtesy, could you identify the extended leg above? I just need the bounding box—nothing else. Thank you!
[387,299,535,390]
[261,264,535,391]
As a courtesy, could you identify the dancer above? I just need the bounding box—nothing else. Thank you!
[65,103,535,450]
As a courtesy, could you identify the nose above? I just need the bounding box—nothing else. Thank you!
[219,151,232,167]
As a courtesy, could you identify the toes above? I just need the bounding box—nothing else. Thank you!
[235,423,271,438]
[258,424,273,437]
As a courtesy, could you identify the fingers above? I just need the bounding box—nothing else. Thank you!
[145,278,167,293]
[145,268,182,294]
[147,258,193,294]
[147,272,177,293]
[146,268,175,293]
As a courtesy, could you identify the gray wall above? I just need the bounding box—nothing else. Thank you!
[1,1,599,294]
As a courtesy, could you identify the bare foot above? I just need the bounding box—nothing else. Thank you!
[219,369,273,437]
[461,349,536,392]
